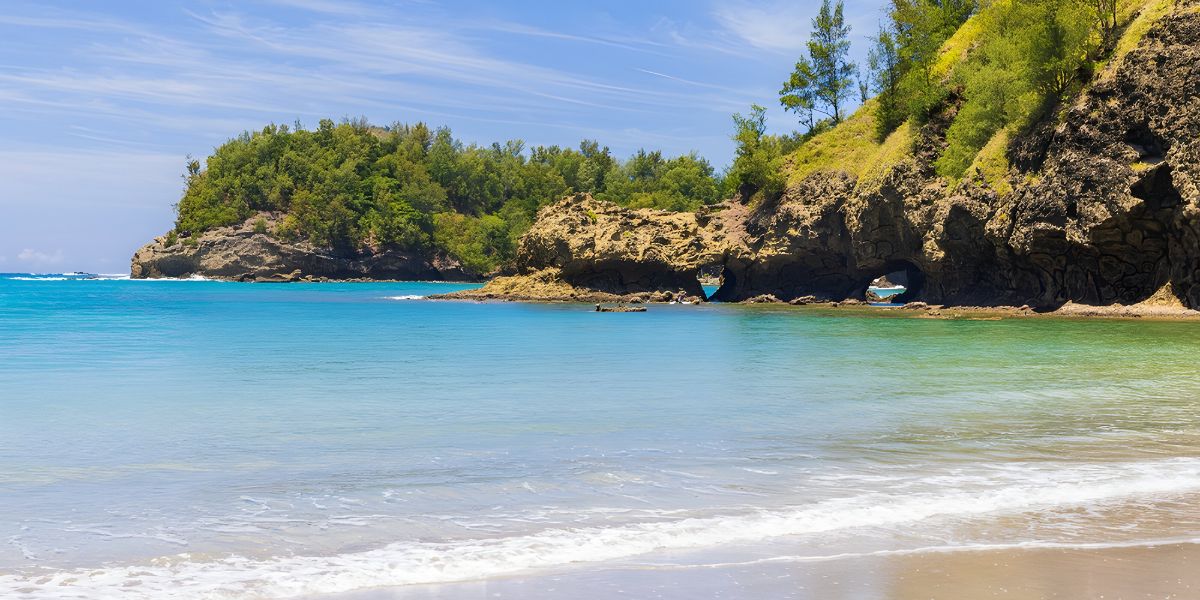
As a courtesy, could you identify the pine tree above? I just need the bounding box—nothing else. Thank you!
[808,0,857,123]
[779,0,857,128]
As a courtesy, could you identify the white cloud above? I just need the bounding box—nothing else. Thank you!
[17,248,65,266]
[0,5,743,140]
[710,1,811,53]
[253,0,384,16]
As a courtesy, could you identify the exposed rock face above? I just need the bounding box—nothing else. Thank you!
[464,10,1200,309]
[510,193,729,299]
[935,9,1200,308]
[131,215,478,282]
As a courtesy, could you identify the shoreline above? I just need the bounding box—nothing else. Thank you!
[309,540,1200,600]
[31,270,1197,320]
[427,291,1200,321]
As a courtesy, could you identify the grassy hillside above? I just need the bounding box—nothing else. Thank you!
[780,0,1182,193]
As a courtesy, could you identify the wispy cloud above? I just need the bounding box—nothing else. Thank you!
[1,0,861,271]
[1,2,774,156]
[252,0,388,16]
[710,1,810,53]
[17,248,65,266]
[480,21,672,55]
[636,68,746,94]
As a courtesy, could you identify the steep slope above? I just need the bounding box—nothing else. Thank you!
[464,5,1200,309]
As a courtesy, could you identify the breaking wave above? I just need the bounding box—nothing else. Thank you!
[4,457,1199,599]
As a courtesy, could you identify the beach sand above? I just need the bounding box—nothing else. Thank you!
[313,542,1200,599]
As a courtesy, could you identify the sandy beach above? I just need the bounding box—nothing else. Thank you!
[315,541,1200,600]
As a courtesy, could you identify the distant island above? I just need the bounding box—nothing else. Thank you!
[133,0,1200,312]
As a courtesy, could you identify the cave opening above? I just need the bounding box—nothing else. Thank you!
[562,261,709,302]
[695,263,724,301]
[863,260,925,305]
[1131,163,1183,208]
[709,266,737,302]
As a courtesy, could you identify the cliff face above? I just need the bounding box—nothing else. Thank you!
[513,194,732,298]
[130,214,478,282]
[465,9,1200,309]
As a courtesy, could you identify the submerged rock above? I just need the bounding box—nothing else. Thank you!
[595,304,647,313]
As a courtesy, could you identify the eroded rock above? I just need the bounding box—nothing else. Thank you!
[131,213,479,282]
[461,10,1200,310]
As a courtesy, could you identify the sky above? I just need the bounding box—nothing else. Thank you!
[0,0,886,273]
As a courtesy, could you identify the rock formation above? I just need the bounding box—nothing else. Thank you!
[457,9,1200,310]
[130,214,478,282]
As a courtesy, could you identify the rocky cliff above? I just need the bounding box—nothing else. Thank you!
[131,214,478,282]
[455,9,1200,310]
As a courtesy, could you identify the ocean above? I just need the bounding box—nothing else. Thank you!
[3,273,1200,598]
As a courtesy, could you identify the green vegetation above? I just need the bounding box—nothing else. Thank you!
[780,0,858,130]
[788,100,887,185]
[726,105,809,201]
[174,119,722,272]
[967,128,1014,196]
[936,0,1102,178]
[857,120,918,193]
[745,0,1181,199]
[867,0,977,139]
[172,0,1184,276]
[1109,0,1184,68]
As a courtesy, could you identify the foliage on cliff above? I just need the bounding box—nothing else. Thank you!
[773,0,1174,186]
[174,119,722,272]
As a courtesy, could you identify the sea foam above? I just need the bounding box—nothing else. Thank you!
[4,457,1200,599]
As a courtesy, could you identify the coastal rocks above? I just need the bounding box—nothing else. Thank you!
[466,9,1200,311]
[788,295,822,305]
[448,194,728,302]
[744,294,784,304]
[595,304,647,313]
[130,214,479,282]
[515,193,727,297]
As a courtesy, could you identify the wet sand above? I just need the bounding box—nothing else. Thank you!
[313,542,1200,599]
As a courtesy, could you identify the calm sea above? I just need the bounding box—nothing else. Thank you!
[3,273,1200,598]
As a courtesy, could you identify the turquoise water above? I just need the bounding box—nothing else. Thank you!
[4,274,1200,598]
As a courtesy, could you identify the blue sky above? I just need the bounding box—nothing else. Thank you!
[0,0,886,272]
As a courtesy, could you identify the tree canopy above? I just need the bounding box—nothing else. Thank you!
[780,0,858,130]
[175,119,723,273]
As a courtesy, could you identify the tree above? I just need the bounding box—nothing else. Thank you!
[867,25,905,138]
[780,57,819,132]
[728,105,785,202]
[1094,0,1117,42]
[808,0,857,123]
[935,0,1099,178]
[577,140,616,194]
[889,0,977,121]
[172,118,723,272]
[780,0,857,128]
